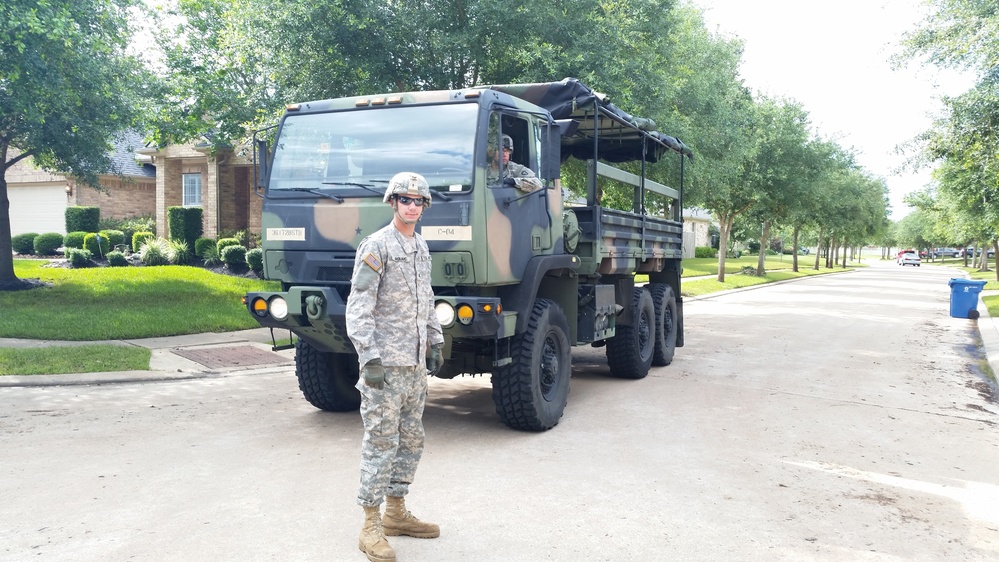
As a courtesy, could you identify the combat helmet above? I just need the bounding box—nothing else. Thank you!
[383,172,432,208]
[501,134,514,151]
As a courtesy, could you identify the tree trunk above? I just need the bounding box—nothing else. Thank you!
[0,173,24,290]
[792,226,800,272]
[813,226,823,270]
[716,216,735,283]
[757,219,770,276]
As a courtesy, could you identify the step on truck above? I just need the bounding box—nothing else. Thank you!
[245,78,692,431]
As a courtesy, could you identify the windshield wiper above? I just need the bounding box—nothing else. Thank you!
[281,187,343,203]
[322,181,383,196]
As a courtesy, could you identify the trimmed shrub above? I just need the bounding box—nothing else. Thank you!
[66,206,100,233]
[99,216,155,244]
[66,248,93,268]
[132,231,155,253]
[694,246,717,259]
[12,233,38,255]
[100,229,126,251]
[217,237,241,255]
[194,237,217,258]
[169,240,192,265]
[64,231,88,250]
[107,250,129,267]
[220,244,247,268]
[740,265,759,276]
[138,238,171,266]
[167,206,203,249]
[33,233,64,256]
[83,232,111,257]
[246,247,263,273]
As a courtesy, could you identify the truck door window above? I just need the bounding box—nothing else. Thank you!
[487,112,535,188]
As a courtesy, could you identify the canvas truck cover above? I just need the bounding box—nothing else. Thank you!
[484,78,693,164]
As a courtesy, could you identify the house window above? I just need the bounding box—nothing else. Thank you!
[183,173,202,207]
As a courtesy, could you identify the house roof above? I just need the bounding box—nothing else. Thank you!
[110,130,156,178]
[683,208,713,222]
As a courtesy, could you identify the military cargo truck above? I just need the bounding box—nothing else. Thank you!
[245,78,692,431]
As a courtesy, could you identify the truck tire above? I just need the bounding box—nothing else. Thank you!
[649,284,677,366]
[295,339,361,412]
[492,299,571,431]
[606,287,654,379]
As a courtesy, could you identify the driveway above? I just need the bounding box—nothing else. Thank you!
[1,260,997,561]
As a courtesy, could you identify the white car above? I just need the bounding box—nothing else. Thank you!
[899,252,921,267]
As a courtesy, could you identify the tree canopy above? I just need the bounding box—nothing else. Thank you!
[1,0,150,289]
[3,0,894,290]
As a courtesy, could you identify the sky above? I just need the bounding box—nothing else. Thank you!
[695,0,975,220]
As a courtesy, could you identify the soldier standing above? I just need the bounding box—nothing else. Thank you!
[488,133,543,191]
[346,172,445,562]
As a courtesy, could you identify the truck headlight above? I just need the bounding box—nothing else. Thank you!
[435,301,455,327]
[269,296,289,320]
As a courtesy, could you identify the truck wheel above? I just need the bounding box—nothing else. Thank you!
[492,299,571,431]
[295,339,361,412]
[606,287,655,379]
[648,284,677,366]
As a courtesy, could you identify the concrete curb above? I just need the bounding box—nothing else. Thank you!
[977,291,999,379]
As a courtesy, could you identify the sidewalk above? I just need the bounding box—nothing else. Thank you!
[0,328,296,387]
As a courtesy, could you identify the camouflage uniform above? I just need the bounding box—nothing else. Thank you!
[347,221,444,507]
[501,161,543,192]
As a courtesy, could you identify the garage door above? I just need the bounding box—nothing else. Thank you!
[8,183,68,236]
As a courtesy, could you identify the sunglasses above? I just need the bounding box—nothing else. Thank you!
[396,195,427,207]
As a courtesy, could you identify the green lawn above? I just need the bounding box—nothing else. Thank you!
[3,259,278,340]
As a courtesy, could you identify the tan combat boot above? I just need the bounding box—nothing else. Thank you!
[383,496,440,538]
[359,505,395,562]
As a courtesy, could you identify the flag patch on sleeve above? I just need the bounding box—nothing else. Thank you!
[362,253,382,272]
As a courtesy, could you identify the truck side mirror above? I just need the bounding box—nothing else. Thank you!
[541,120,576,181]
[254,138,269,194]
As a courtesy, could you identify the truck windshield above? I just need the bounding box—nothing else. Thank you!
[269,103,477,194]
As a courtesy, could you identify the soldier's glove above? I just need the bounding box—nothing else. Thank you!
[502,177,516,188]
[362,359,385,390]
[426,343,444,376]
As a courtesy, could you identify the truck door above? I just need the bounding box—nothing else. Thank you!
[483,111,555,283]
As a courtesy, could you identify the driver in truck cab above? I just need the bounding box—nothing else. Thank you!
[488,133,543,192]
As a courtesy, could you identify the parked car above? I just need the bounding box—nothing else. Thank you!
[899,251,921,267]
[962,247,995,258]
[930,247,960,258]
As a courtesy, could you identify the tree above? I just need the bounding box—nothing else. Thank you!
[1,0,149,290]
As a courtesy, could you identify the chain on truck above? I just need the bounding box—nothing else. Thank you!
[244,78,693,431]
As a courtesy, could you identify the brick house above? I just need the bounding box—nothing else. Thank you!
[7,131,260,241]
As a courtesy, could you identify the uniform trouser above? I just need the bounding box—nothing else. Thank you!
[356,365,428,507]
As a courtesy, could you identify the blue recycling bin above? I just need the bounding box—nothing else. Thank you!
[948,278,987,319]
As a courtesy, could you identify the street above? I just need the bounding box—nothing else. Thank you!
[2,260,997,561]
